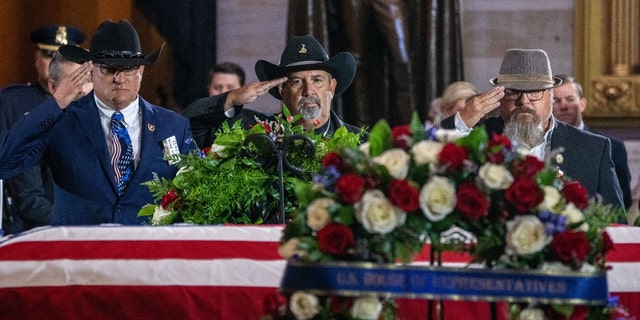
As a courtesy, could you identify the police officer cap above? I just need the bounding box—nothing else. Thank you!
[30,25,86,53]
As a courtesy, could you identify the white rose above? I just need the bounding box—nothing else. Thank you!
[435,129,467,142]
[350,296,383,320]
[355,189,407,235]
[537,186,562,212]
[505,215,550,256]
[372,148,411,179]
[411,140,443,166]
[306,197,334,231]
[278,238,303,259]
[151,206,172,225]
[359,141,371,156]
[289,291,320,320]
[561,203,588,232]
[419,176,456,222]
[478,163,514,190]
[518,307,546,320]
[209,143,227,157]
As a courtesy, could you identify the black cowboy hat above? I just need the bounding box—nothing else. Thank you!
[255,35,356,100]
[58,19,163,66]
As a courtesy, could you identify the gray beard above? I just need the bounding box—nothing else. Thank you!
[298,97,322,120]
[503,109,545,148]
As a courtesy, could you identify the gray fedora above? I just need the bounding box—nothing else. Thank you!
[489,49,562,91]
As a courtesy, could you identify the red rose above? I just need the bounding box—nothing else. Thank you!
[488,133,512,150]
[438,143,468,171]
[391,125,412,149]
[329,296,354,314]
[487,151,505,164]
[388,179,420,212]
[505,178,544,213]
[317,222,355,255]
[160,189,178,209]
[202,146,211,155]
[323,152,349,173]
[455,182,490,220]
[336,174,366,204]
[511,155,545,179]
[562,181,589,210]
[551,231,591,264]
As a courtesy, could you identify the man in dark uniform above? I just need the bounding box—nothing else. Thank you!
[0,24,85,233]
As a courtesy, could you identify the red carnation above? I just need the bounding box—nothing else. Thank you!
[438,143,468,171]
[388,179,420,212]
[317,222,355,255]
[335,174,366,204]
[551,231,591,264]
[160,189,178,209]
[505,178,544,213]
[488,133,512,150]
[562,181,589,210]
[511,155,545,179]
[391,125,412,149]
[455,182,490,220]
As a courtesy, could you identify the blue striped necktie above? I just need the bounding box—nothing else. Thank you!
[110,112,134,196]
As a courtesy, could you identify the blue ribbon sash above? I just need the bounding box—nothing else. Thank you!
[280,261,608,305]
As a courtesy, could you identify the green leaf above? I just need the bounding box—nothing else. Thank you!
[138,204,156,217]
[368,119,392,156]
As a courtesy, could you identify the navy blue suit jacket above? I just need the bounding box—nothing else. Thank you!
[441,116,624,210]
[0,92,197,225]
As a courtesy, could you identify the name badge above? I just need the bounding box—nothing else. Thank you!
[162,136,180,165]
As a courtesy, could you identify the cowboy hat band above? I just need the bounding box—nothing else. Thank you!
[255,35,356,100]
[58,19,162,66]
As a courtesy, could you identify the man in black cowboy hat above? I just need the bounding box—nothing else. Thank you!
[183,35,365,148]
[0,19,198,225]
[0,24,85,233]
[441,48,624,212]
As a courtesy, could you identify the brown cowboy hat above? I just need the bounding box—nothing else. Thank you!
[255,35,356,100]
[489,49,562,91]
[59,19,163,66]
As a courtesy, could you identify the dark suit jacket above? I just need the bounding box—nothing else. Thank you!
[183,92,365,148]
[585,126,632,209]
[0,92,197,225]
[441,116,624,209]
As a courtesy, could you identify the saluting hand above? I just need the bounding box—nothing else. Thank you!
[458,86,505,128]
[224,77,288,111]
[51,61,93,109]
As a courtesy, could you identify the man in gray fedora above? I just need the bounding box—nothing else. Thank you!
[441,48,624,212]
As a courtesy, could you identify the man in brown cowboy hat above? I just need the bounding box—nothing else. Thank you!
[441,48,625,212]
[183,35,365,148]
[0,19,199,225]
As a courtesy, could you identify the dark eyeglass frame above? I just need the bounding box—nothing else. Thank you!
[504,89,546,102]
[95,64,141,77]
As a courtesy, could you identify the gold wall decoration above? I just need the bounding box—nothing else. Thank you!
[575,0,640,128]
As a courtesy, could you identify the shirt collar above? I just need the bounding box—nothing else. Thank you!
[95,95,140,126]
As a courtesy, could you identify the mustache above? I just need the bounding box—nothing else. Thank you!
[298,96,321,108]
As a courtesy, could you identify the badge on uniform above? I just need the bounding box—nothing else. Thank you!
[162,136,180,165]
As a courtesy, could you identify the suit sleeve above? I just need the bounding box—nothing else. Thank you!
[0,99,63,179]
[8,163,53,227]
[610,139,632,209]
[182,92,242,148]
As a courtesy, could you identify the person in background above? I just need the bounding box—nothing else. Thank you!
[183,35,365,149]
[425,97,442,128]
[440,81,478,119]
[552,74,632,209]
[0,24,85,233]
[441,48,624,212]
[207,62,245,96]
[0,19,201,225]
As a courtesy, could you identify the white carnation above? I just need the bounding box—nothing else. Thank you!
[151,206,172,225]
[350,296,383,320]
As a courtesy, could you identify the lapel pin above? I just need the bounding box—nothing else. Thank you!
[147,123,155,132]
[555,154,564,165]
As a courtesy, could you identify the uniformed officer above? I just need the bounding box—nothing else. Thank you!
[0,24,85,233]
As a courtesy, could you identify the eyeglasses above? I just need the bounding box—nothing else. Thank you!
[95,64,141,77]
[504,89,546,102]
